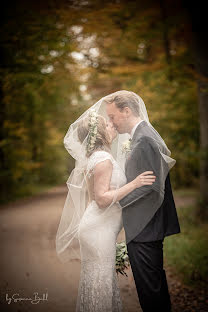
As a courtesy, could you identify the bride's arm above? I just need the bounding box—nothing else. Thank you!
[94,159,155,209]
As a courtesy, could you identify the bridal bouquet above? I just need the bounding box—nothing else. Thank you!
[116,241,130,276]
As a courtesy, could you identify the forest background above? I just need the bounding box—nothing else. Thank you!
[1,0,208,293]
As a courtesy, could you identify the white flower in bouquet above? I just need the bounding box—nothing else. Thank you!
[115,241,130,276]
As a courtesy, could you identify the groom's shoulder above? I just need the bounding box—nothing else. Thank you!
[135,135,157,148]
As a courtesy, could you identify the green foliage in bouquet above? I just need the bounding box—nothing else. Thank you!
[116,241,130,277]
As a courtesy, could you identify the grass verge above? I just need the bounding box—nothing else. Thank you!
[164,190,208,288]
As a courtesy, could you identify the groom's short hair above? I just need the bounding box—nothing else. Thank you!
[103,90,140,117]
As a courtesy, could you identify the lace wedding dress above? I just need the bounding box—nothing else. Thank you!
[76,150,127,312]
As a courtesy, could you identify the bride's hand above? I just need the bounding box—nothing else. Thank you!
[132,171,156,188]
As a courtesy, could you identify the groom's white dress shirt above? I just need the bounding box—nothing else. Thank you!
[130,120,144,139]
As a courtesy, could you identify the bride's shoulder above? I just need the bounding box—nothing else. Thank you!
[87,150,114,171]
[89,150,113,161]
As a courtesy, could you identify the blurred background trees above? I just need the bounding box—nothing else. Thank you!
[1,0,206,219]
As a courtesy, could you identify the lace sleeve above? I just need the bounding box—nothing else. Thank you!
[86,151,113,178]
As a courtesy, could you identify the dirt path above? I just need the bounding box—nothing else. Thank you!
[0,185,206,312]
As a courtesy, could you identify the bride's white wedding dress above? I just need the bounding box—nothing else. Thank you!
[76,150,127,312]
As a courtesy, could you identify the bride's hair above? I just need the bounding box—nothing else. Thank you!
[77,114,111,157]
[103,90,141,117]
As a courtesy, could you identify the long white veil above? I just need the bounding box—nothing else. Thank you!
[55,90,176,263]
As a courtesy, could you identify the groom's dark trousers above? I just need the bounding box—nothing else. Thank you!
[127,239,171,312]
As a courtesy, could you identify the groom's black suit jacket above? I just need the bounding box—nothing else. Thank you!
[119,121,181,244]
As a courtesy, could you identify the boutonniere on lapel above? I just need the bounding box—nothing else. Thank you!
[122,138,132,155]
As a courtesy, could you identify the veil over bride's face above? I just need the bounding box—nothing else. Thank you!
[76,114,118,157]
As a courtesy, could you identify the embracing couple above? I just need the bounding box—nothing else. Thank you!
[56,90,181,312]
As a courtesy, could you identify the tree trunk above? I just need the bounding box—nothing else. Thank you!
[159,0,173,81]
[184,1,208,219]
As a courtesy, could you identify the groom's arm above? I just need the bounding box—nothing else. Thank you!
[119,185,153,209]
[119,137,163,209]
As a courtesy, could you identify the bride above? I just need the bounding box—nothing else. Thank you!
[56,98,156,312]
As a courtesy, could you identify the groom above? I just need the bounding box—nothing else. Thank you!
[105,91,181,312]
